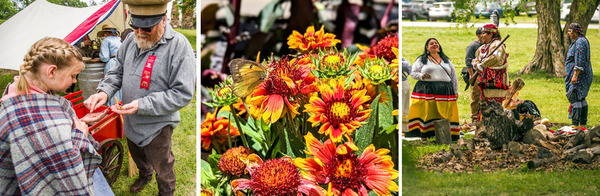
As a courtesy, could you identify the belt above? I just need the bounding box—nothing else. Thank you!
[110,55,116,58]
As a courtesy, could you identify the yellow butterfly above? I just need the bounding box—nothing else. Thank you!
[229,58,269,98]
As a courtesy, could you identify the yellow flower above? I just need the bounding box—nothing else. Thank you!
[304,78,372,143]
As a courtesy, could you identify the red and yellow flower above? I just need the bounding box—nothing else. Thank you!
[247,57,317,124]
[232,155,326,196]
[372,34,399,63]
[390,47,399,92]
[355,34,399,66]
[304,78,372,143]
[200,109,240,151]
[288,25,341,54]
[295,133,399,196]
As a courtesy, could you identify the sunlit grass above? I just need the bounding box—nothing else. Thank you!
[402,26,600,125]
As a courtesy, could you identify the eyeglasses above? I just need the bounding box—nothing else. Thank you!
[130,24,153,33]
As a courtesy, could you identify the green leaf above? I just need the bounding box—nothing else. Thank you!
[344,73,357,87]
[200,159,215,185]
[381,124,397,134]
[355,94,381,151]
[265,134,281,159]
[378,85,394,129]
[259,0,283,32]
[282,129,305,158]
[311,69,321,78]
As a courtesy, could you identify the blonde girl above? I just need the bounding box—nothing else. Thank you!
[0,37,101,195]
[502,78,525,110]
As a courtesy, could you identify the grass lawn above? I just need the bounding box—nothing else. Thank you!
[402,26,600,194]
[402,26,600,125]
[403,141,600,195]
[110,98,196,195]
[175,28,196,50]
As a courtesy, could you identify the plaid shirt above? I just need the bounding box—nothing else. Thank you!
[0,93,101,195]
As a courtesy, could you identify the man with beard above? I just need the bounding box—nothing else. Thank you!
[472,24,510,117]
[83,0,195,195]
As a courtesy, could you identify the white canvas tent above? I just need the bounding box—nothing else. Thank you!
[0,0,126,71]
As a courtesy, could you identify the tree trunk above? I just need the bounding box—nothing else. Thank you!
[563,0,599,50]
[518,0,564,77]
[518,0,599,77]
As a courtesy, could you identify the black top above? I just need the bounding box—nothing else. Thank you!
[465,40,483,69]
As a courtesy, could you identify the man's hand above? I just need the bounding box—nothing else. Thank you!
[111,99,139,115]
[73,117,89,136]
[84,92,109,112]
[476,63,484,72]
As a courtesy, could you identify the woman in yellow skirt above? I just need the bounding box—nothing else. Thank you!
[407,38,460,141]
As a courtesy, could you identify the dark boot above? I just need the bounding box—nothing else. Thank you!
[130,176,152,193]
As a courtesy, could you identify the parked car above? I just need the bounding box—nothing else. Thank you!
[410,0,436,11]
[473,2,505,18]
[429,2,455,21]
[561,3,599,23]
[403,3,429,21]
[525,1,536,16]
[502,0,522,15]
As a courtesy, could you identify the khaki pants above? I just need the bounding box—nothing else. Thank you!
[127,126,176,196]
[470,78,480,122]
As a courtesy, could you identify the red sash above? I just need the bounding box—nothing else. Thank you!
[140,55,156,90]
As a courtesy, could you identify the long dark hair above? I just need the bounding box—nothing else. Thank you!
[418,38,450,65]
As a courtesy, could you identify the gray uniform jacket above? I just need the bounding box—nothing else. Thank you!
[97,24,195,147]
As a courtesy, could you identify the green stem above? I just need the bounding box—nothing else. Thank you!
[227,112,232,149]
[230,105,249,148]
[302,112,307,136]
[286,111,300,140]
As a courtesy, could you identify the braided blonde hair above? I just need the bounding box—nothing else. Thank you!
[16,37,83,94]
[503,78,525,108]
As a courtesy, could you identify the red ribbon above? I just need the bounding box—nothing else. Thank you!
[140,55,156,90]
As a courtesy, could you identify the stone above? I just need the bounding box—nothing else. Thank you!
[571,150,593,164]
[508,141,525,158]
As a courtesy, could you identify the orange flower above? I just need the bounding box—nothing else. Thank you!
[231,155,326,196]
[218,146,255,177]
[247,57,317,123]
[288,25,341,54]
[295,133,399,196]
[304,78,372,143]
[200,109,240,151]
[232,98,247,118]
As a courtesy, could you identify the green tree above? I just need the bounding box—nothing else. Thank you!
[454,0,599,77]
[48,0,88,7]
[175,0,195,13]
[0,0,18,20]
[14,0,87,9]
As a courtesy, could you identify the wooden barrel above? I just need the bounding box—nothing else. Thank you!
[78,63,105,99]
